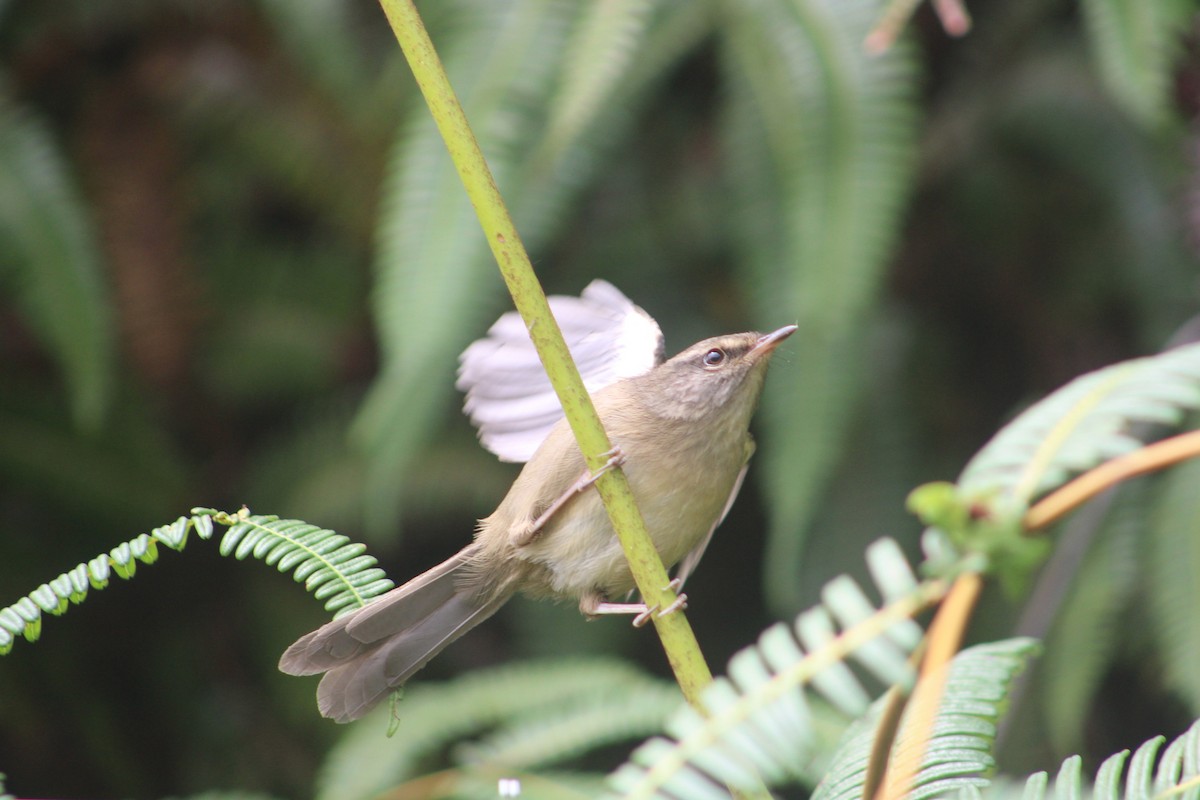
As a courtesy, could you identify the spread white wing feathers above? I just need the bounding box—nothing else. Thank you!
[456,280,664,463]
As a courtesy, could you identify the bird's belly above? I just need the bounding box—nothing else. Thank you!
[519,446,741,600]
[520,493,634,598]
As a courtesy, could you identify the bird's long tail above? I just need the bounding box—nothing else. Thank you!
[279,545,510,723]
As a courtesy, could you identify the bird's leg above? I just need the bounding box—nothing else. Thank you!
[579,581,688,628]
[512,447,627,547]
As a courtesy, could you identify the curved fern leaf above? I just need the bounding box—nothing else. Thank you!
[720,0,920,613]
[0,511,215,655]
[0,508,391,655]
[959,342,1200,508]
[608,538,938,799]
[216,511,392,616]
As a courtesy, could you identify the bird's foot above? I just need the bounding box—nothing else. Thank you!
[580,583,688,628]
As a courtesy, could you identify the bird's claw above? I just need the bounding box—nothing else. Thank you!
[631,591,688,628]
[594,445,627,475]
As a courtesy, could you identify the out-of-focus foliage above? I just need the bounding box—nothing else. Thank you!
[2,0,1200,797]
[316,658,680,800]
[610,536,932,798]
[1080,0,1194,126]
[721,0,919,612]
[0,102,113,429]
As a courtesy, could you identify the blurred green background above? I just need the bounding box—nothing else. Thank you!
[1,0,1198,797]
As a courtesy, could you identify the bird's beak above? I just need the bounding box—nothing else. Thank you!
[750,324,798,357]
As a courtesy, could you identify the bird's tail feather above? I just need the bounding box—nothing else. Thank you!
[278,545,513,722]
[317,587,508,722]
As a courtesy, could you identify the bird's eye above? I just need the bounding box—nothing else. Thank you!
[702,348,726,367]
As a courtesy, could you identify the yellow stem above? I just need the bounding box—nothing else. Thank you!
[878,573,983,800]
[1024,429,1200,531]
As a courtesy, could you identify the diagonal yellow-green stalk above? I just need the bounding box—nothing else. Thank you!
[375,0,714,709]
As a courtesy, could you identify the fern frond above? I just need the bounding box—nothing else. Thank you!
[1079,0,1191,127]
[719,0,920,612]
[0,512,213,655]
[959,343,1200,508]
[214,510,393,616]
[0,100,114,429]
[1002,719,1200,800]
[316,659,675,800]
[0,508,391,655]
[811,639,1040,800]
[608,539,939,799]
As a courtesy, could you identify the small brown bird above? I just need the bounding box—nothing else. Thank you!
[279,282,794,722]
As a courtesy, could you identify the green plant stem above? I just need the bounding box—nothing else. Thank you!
[375,0,714,709]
